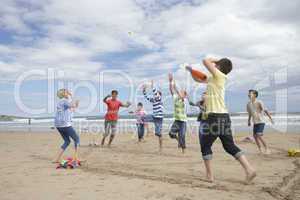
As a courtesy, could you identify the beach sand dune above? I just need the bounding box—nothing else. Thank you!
[0,132,299,200]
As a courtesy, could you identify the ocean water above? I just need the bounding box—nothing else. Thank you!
[0,114,299,135]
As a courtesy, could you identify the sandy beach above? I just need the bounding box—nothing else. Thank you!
[0,131,299,200]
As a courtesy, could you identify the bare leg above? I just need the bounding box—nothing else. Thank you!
[159,137,163,153]
[253,135,262,153]
[181,147,185,154]
[53,148,64,163]
[108,134,115,147]
[101,136,106,146]
[257,135,270,154]
[237,155,256,184]
[204,160,214,182]
[73,147,78,160]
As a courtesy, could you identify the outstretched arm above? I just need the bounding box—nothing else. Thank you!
[264,110,274,124]
[121,101,131,108]
[168,73,174,96]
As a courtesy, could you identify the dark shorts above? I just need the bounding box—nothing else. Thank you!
[253,123,265,136]
[199,113,243,160]
[169,120,187,148]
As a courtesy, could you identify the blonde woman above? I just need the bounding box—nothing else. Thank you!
[53,89,80,163]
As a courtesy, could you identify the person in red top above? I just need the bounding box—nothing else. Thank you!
[101,90,131,147]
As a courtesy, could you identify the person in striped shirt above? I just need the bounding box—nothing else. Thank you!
[168,73,188,154]
[53,89,80,163]
[143,80,164,152]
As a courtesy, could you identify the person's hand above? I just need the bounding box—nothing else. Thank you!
[270,119,274,125]
[185,65,192,72]
[142,84,147,91]
[74,100,79,107]
[168,73,173,82]
[248,121,251,127]
[127,101,132,107]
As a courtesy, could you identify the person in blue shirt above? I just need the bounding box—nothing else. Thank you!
[53,89,80,163]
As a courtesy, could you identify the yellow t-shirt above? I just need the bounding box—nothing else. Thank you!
[205,68,228,114]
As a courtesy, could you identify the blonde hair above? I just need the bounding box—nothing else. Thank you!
[57,89,67,99]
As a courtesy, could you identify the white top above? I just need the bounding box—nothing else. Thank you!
[247,100,266,124]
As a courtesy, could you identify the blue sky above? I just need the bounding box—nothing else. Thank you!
[0,0,300,117]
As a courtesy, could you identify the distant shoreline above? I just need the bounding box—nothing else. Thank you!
[1,112,300,121]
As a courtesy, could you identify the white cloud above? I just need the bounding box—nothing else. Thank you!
[0,0,299,91]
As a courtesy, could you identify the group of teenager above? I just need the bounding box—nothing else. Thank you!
[53,57,274,184]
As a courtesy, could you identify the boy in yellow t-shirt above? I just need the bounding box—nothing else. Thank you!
[186,58,256,184]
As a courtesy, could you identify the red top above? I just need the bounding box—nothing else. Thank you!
[104,99,122,121]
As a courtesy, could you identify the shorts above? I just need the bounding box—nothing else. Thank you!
[253,123,265,136]
[200,113,243,160]
[104,120,117,137]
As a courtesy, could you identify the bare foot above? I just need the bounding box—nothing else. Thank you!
[265,149,271,155]
[206,175,214,183]
[245,171,257,185]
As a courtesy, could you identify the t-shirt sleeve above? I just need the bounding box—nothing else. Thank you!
[212,68,226,86]
[214,68,226,79]
[118,100,123,108]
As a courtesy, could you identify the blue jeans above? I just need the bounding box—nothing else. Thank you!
[56,126,80,150]
[136,124,145,139]
[153,117,163,137]
[169,120,187,148]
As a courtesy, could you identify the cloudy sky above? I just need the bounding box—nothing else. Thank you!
[0,0,299,117]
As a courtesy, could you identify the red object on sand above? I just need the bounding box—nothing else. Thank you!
[191,68,207,81]
[56,157,81,169]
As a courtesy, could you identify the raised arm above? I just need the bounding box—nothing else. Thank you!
[143,85,154,103]
[103,95,111,103]
[168,73,174,96]
[202,57,219,77]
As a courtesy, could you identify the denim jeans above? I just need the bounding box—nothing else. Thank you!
[56,126,80,150]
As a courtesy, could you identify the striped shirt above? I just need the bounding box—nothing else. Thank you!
[54,98,73,127]
[143,87,163,118]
